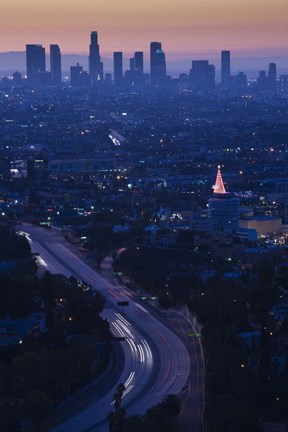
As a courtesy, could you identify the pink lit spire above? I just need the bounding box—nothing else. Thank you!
[213,165,227,194]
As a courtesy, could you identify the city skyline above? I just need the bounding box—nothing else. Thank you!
[1,0,288,57]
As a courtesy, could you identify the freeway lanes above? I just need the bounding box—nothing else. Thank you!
[21,224,192,432]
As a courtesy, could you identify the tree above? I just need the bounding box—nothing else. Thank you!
[162,394,181,420]
[109,383,127,432]
[22,390,53,432]
[112,382,126,412]
[108,411,117,432]
[13,352,45,395]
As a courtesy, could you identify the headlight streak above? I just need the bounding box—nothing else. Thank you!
[126,337,137,355]
[137,344,145,363]
[142,339,153,360]
[110,372,135,405]
[111,385,134,405]
[124,371,135,387]
[112,321,126,337]
[122,384,134,398]
[116,319,134,339]
[112,316,153,366]
[37,256,48,267]
[18,230,32,243]
[115,313,131,327]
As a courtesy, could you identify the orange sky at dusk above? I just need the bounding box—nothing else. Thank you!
[1,0,287,56]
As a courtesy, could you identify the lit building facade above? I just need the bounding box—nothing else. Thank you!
[208,165,239,233]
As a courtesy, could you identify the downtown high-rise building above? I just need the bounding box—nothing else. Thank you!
[26,44,46,81]
[150,42,166,84]
[113,52,123,85]
[127,51,144,84]
[268,62,277,91]
[132,52,144,75]
[70,63,90,87]
[190,60,215,90]
[221,50,231,88]
[89,31,103,83]
[70,63,83,87]
[50,44,61,85]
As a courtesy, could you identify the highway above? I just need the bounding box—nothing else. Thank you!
[20,224,196,432]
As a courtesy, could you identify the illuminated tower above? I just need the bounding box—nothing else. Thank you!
[214,165,226,194]
[208,165,239,233]
[89,31,103,83]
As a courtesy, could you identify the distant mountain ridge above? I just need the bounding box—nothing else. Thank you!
[0,51,287,77]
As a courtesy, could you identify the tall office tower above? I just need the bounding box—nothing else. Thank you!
[221,50,231,88]
[133,52,144,74]
[208,165,239,234]
[150,41,161,78]
[50,44,61,85]
[190,60,215,90]
[235,72,247,88]
[279,74,288,91]
[113,52,123,85]
[70,63,83,87]
[89,31,103,83]
[26,44,46,81]
[13,71,22,86]
[257,70,269,91]
[105,73,112,85]
[150,42,166,84]
[268,62,277,91]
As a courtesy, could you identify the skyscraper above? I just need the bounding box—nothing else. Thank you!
[70,63,83,87]
[13,71,22,86]
[128,51,144,84]
[50,44,61,85]
[89,31,103,83]
[150,42,166,84]
[235,72,247,88]
[257,70,269,91]
[190,60,215,90]
[26,44,45,81]
[208,165,239,233]
[221,50,231,88]
[268,62,277,91]
[113,52,123,85]
[133,52,144,75]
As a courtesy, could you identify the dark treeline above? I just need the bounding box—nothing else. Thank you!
[0,226,112,432]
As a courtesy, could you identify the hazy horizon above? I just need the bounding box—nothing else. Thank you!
[0,50,287,77]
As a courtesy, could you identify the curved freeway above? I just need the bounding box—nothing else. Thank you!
[21,224,193,432]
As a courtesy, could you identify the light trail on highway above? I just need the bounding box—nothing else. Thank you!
[21,224,194,432]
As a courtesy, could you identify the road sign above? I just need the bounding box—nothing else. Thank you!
[117,301,129,307]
